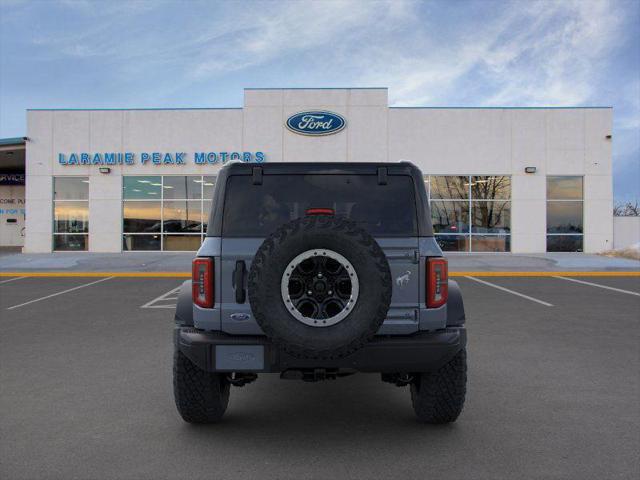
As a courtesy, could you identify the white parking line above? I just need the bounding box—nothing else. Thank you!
[554,276,640,297]
[7,277,114,310]
[141,286,182,309]
[0,276,26,285]
[465,276,554,307]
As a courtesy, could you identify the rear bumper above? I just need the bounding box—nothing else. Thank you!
[175,327,466,373]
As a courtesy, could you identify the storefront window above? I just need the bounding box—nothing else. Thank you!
[203,200,213,231]
[471,176,511,200]
[162,175,203,200]
[123,176,161,199]
[162,201,202,233]
[202,176,216,199]
[54,177,89,200]
[430,201,469,234]
[123,201,161,232]
[436,234,470,252]
[546,176,583,252]
[429,176,468,199]
[547,176,583,200]
[471,235,511,252]
[122,234,160,251]
[162,235,203,251]
[471,201,510,233]
[546,235,583,252]
[426,175,511,252]
[53,177,89,251]
[546,202,583,233]
[122,175,216,251]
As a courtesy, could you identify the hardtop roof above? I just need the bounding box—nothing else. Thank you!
[220,161,422,176]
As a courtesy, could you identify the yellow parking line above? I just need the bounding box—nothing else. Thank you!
[0,272,191,278]
[0,271,638,278]
[449,271,640,277]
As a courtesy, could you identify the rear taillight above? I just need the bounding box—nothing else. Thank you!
[427,257,448,308]
[192,257,214,308]
[305,208,335,216]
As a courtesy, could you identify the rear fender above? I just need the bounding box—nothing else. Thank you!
[446,279,465,326]
[174,280,194,327]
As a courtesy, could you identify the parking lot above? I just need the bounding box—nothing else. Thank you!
[1,274,639,480]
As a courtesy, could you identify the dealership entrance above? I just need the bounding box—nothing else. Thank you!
[0,138,25,248]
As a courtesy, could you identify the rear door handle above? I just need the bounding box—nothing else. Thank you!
[232,260,247,304]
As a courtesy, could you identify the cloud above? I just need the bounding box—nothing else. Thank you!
[356,0,624,107]
[187,0,410,80]
[16,0,628,108]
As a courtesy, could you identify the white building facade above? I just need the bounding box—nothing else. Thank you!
[22,88,613,253]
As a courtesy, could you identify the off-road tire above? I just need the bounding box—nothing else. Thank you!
[248,215,392,359]
[173,349,230,424]
[410,348,467,424]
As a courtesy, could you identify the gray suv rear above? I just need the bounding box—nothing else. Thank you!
[173,162,467,423]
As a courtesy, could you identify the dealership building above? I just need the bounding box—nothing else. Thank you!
[0,88,615,253]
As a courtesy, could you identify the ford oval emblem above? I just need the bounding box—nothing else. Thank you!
[286,111,346,136]
[230,313,251,321]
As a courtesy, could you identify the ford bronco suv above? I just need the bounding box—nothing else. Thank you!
[173,162,467,424]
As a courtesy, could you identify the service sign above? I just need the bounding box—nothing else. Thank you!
[0,173,25,185]
[286,111,346,136]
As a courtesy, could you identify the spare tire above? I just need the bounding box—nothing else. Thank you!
[248,215,392,359]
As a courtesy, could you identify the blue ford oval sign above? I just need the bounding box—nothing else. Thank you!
[286,111,346,136]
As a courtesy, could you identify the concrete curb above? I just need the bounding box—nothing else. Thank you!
[1,271,639,278]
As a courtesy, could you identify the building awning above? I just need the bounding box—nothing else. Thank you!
[0,137,26,147]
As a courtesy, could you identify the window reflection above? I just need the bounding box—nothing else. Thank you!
[471,201,510,233]
[53,177,89,251]
[123,201,161,232]
[472,235,510,252]
[471,176,510,200]
[163,235,202,251]
[54,202,89,233]
[547,235,583,252]
[121,175,215,251]
[203,176,216,199]
[162,201,202,233]
[430,201,469,234]
[54,177,89,200]
[123,234,161,251]
[427,175,512,252]
[429,176,469,199]
[546,176,583,251]
[547,201,583,233]
[436,235,470,252]
[54,235,87,251]
[547,176,583,200]
[163,176,203,200]
[203,201,212,231]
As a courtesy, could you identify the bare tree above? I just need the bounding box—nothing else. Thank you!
[613,201,639,216]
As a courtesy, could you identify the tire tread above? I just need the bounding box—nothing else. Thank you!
[173,349,230,424]
[410,349,467,424]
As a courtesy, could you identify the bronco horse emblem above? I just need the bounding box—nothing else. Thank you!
[396,270,411,287]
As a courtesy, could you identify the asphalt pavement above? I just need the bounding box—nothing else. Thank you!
[0,275,639,480]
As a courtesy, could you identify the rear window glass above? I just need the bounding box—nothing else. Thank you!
[222,174,417,236]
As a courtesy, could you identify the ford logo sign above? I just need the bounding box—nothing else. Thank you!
[286,111,346,136]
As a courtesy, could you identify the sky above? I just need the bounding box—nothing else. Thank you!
[0,0,638,202]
